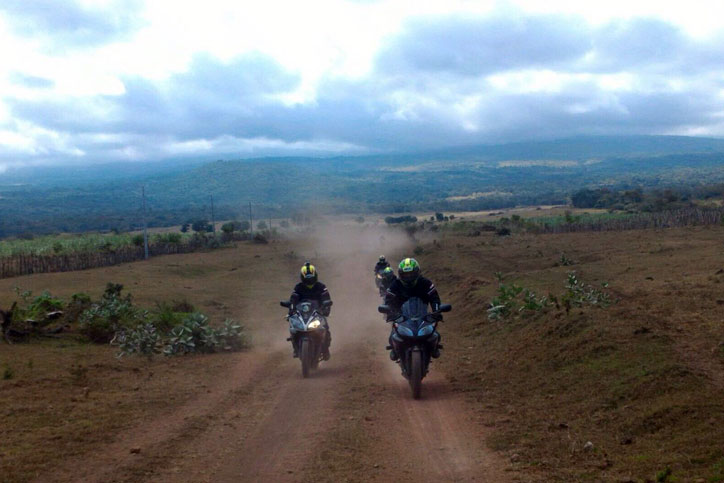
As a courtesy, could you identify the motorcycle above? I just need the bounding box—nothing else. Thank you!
[375,267,394,298]
[378,298,452,399]
[374,270,386,297]
[280,299,332,378]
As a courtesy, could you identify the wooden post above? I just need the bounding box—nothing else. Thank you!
[142,186,149,260]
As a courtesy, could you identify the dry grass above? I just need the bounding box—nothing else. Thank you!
[420,226,724,481]
[0,239,299,482]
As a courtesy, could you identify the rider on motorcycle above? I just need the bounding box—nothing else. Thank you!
[289,262,332,360]
[380,266,396,292]
[374,255,390,274]
[384,257,442,361]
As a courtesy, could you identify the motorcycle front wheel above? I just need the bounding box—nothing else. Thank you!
[409,349,423,399]
[300,338,312,378]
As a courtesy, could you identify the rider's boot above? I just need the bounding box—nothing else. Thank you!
[431,332,442,358]
[387,345,398,361]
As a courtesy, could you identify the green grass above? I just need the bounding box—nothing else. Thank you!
[0,232,194,257]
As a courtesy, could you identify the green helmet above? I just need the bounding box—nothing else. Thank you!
[398,257,420,286]
[382,266,395,281]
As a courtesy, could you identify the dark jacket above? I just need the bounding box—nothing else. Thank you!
[290,281,332,315]
[384,276,441,315]
[374,261,390,273]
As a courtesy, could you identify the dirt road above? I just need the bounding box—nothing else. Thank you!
[35,227,508,482]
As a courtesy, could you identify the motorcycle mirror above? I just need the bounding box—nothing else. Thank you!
[322,300,333,307]
[280,301,291,308]
[438,304,452,313]
[378,304,390,314]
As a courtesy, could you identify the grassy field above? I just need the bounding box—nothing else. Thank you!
[0,238,297,482]
[419,225,724,481]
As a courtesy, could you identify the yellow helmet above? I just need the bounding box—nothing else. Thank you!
[300,262,318,287]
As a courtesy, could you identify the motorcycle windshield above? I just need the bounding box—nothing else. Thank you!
[401,297,428,319]
[297,300,320,321]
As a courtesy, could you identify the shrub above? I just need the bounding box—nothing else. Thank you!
[253,233,268,244]
[65,292,92,322]
[132,234,144,247]
[79,284,143,343]
[561,272,611,311]
[25,291,64,321]
[192,219,212,233]
[155,233,182,244]
[113,323,161,359]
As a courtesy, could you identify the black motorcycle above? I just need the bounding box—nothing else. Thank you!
[280,299,332,378]
[378,298,451,399]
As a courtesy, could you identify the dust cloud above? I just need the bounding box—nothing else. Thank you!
[292,222,414,348]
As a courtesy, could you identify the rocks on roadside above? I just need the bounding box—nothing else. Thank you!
[583,441,594,452]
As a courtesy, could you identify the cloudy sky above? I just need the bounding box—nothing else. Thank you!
[2,0,724,169]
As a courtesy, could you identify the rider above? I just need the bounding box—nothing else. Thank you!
[384,257,442,361]
[380,266,397,292]
[289,262,332,360]
[374,255,390,274]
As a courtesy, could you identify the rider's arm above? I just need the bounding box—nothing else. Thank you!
[319,284,332,315]
[424,280,442,311]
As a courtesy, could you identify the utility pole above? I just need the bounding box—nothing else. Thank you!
[248,202,253,238]
[142,186,149,260]
[210,195,216,233]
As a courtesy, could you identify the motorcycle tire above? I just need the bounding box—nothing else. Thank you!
[300,338,312,378]
[409,349,423,399]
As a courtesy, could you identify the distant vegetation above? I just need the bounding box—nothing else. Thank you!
[2,135,724,237]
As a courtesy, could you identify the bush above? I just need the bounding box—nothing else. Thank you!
[385,215,417,224]
[65,292,92,322]
[163,313,231,355]
[253,233,268,244]
[192,219,212,233]
[25,291,64,321]
[560,272,611,311]
[132,234,145,247]
[79,284,143,343]
[155,233,182,244]
[113,323,161,359]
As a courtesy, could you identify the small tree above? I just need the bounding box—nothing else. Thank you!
[221,222,236,234]
[257,220,267,230]
[191,219,211,233]
[180,222,190,233]
[435,212,444,222]
[238,220,251,232]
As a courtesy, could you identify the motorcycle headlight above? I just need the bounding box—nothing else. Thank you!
[396,325,414,337]
[308,318,322,329]
[291,317,305,330]
[417,325,434,337]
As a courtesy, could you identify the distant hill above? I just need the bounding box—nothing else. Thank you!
[2,135,724,237]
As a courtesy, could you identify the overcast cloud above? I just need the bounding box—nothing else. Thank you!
[1,0,724,168]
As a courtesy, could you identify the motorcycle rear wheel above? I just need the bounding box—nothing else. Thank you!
[409,350,423,399]
[300,338,311,378]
